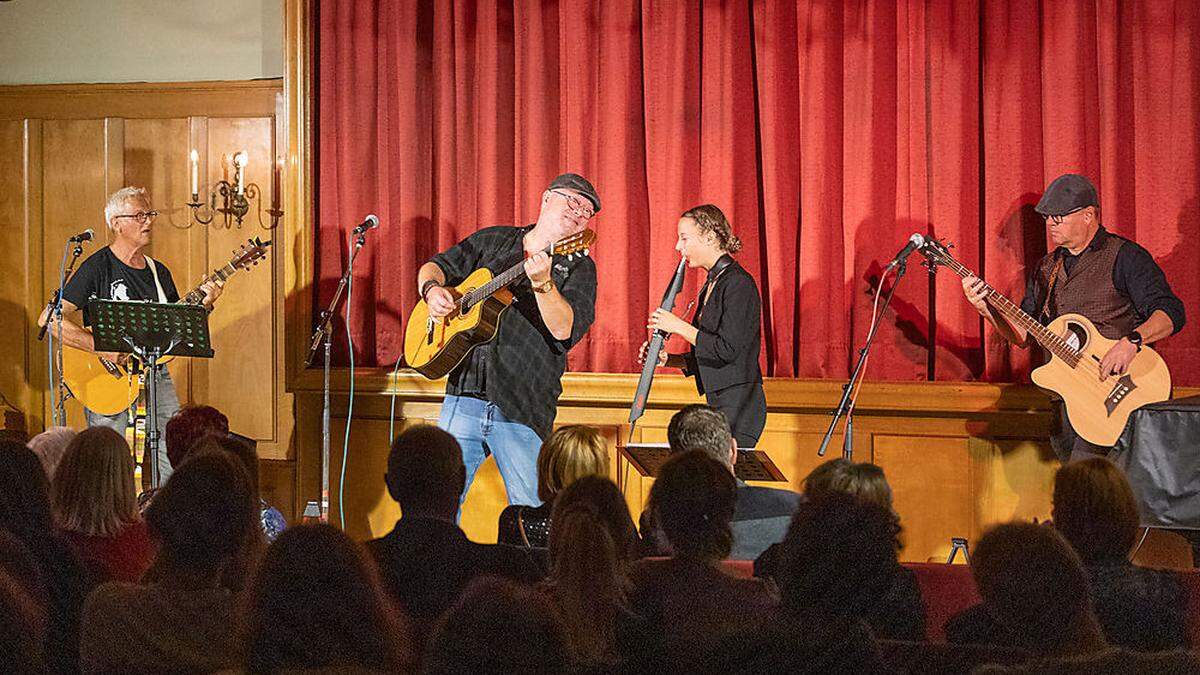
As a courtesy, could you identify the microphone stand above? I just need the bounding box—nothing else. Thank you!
[306,229,368,523]
[43,239,86,425]
[817,258,911,460]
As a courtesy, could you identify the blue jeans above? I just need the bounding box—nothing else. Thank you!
[438,394,542,507]
[85,368,180,486]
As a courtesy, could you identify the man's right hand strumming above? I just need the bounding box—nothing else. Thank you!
[425,285,457,318]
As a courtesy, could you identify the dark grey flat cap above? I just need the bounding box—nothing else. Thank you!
[547,173,601,213]
[1035,173,1099,216]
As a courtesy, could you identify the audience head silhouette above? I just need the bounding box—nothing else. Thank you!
[52,427,136,537]
[240,523,412,673]
[26,427,76,482]
[649,450,736,560]
[971,522,1104,655]
[804,458,895,513]
[0,440,55,543]
[385,425,465,519]
[165,405,229,469]
[1052,457,1139,564]
[144,449,256,577]
[425,576,570,675]
[536,424,608,503]
[667,404,736,470]
[776,491,901,619]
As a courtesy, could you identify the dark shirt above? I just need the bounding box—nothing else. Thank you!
[62,247,181,324]
[430,225,597,440]
[366,516,544,643]
[946,560,1188,652]
[1020,227,1185,334]
[497,501,552,549]
[698,615,889,674]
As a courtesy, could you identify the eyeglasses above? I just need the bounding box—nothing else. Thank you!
[112,210,159,224]
[549,189,594,219]
[1047,207,1085,225]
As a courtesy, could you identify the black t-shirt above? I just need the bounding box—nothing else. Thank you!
[62,247,180,325]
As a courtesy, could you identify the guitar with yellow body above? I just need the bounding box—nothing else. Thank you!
[60,238,270,415]
[404,229,595,379]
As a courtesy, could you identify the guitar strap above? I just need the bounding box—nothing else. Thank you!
[1038,256,1064,322]
[143,256,169,303]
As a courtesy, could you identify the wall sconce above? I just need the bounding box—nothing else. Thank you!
[186,149,283,229]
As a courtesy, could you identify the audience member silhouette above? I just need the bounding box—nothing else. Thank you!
[240,523,413,674]
[540,475,646,667]
[0,440,90,674]
[497,424,608,548]
[366,425,542,648]
[27,426,76,481]
[424,576,570,675]
[756,457,924,641]
[79,450,257,673]
[641,404,799,559]
[52,427,154,584]
[628,450,777,666]
[964,522,1200,673]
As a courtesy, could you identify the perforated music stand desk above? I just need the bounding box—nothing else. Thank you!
[89,299,213,489]
[619,442,788,482]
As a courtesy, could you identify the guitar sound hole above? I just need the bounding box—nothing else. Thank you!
[1063,322,1087,351]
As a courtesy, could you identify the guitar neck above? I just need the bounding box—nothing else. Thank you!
[180,263,239,306]
[937,256,1078,363]
[461,242,552,307]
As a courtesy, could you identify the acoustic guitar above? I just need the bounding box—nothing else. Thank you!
[922,238,1170,446]
[404,229,596,380]
[60,238,271,415]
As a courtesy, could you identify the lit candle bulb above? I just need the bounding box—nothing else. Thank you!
[233,151,247,195]
[189,149,199,201]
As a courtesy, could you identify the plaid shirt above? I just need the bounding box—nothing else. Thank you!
[430,225,596,440]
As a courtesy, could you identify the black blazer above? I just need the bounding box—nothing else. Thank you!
[683,259,763,395]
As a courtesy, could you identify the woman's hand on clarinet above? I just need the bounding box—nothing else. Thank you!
[638,339,668,367]
[647,308,689,337]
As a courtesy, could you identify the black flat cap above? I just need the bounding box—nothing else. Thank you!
[1035,174,1099,217]
[547,173,601,213]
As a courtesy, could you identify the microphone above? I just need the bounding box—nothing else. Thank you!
[885,233,925,270]
[68,229,94,243]
[351,215,380,236]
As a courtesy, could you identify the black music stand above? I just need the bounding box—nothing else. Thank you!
[89,299,213,488]
[619,442,788,482]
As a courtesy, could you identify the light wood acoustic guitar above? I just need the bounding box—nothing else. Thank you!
[404,229,596,380]
[59,238,271,415]
[922,238,1170,446]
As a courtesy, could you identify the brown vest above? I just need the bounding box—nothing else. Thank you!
[1034,230,1138,340]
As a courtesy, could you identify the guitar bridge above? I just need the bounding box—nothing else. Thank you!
[1104,374,1135,416]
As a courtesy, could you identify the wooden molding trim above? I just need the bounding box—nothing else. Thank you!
[0,80,283,119]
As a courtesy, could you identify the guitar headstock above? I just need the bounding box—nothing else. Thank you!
[552,229,596,258]
[230,237,272,270]
[918,237,955,269]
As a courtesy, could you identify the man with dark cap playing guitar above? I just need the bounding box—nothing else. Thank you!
[415,173,600,507]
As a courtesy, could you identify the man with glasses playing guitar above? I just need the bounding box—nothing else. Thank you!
[961,174,1185,463]
[38,187,224,483]
[414,173,599,508]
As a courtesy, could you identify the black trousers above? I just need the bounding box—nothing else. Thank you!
[707,381,767,448]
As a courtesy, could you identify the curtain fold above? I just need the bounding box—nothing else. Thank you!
[316,0,1200,385]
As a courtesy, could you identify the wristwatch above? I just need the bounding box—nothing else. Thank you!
[420,279,441,301]
[533,278,555,294]
[1126,330,1144,352]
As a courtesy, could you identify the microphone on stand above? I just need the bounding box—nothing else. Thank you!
[351,215,380,236]
[68,228,94,243]
[885,233,925,270]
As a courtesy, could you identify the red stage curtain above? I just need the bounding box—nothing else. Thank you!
[315,0,1200,385]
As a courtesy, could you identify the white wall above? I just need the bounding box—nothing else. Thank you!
[0,0,283,85]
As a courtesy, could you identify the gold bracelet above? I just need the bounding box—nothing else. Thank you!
[533,279,555,294]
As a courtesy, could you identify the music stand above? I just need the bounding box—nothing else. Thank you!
[619,442,788,482]
[89,299,213,488]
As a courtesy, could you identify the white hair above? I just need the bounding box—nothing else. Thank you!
[104,186,150,228]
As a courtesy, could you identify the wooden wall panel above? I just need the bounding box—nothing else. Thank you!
[0,121,34,425]
[874,434,974,562]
